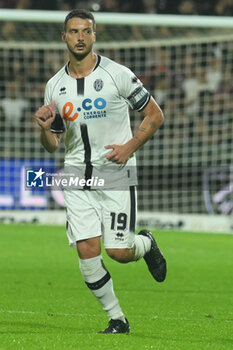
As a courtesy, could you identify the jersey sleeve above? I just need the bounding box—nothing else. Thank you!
[44,81,65,134]
[116,66,151,111]
[50,114,65,134]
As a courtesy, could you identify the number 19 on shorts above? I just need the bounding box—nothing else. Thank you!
[110,212,127,231]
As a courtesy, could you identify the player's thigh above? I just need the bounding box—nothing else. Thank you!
[101,186,137,249]
[64,189,102,248]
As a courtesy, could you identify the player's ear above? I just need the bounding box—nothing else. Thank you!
[61,32,66,42]
[93,32,96,42]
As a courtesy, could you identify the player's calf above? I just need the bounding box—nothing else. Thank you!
[106,248,136,263]
[79,255,126,325]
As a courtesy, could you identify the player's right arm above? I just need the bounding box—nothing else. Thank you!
[35,100,61,153]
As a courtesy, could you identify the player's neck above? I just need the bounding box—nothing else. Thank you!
[68,51,97,79]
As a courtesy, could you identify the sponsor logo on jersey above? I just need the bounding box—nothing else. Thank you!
[62,98,107,121]
[62,102,79,121]
[94,79,104,92]
[59,87,66,95]
[115,232,124,241]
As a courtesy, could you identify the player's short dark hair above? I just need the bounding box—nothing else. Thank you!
[64,9,96,32]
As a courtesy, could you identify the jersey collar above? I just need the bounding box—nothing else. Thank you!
[65,54,101,76]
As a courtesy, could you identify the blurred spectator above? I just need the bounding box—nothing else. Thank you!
[178,0,197,14]
[119,0,144,13]
[206,56,222,93]
[152,47,170,76]
[1,22,17,40]
[1,0,233,15]
[197,92,231,147]
[195,0,215,15]
[101,0,119,12]
[58,0,76,11]
[0,0,16,7]
[143,0,157,13]
[215,0,233,15]
[155,0,179,14]
[0,0,59,9]
[0,0,30,8]
[182,67,208,117]
[218,69,233,93]
[17,0,31,8]
[153,74,170,110]
[0,81,29,127]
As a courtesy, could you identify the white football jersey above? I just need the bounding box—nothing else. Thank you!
[44,55,150,188]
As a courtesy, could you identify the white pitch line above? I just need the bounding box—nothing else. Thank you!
[0,309,157,319]
[0,309,100,317]
[1,310,230,322]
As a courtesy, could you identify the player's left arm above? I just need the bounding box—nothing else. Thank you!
[105,96,164,164]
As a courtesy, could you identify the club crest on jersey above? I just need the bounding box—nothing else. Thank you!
[94,79,104,92]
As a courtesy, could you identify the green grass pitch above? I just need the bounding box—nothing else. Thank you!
[0,224,232,350]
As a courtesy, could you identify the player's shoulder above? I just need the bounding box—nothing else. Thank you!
[99,55,132,77]
[46,65,67,89]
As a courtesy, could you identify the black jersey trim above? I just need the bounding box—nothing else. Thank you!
[93,55,101,71]
[77,78,84,96]
[129,186,136,233]
[50,113,65,134]
[80,123,93,190]
[65,57,100,77]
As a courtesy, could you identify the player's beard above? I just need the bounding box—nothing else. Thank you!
[67,42,93,62]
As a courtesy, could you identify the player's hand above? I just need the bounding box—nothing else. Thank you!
[105,144,133,164]
[35,100,56,130]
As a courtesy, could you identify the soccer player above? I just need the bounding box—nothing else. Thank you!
[35,9,166,334]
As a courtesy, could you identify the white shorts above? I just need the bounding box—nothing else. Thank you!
[63,186,137,249]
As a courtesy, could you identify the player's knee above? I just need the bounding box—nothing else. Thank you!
[76,237,101,259]
[106,248,130,263]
